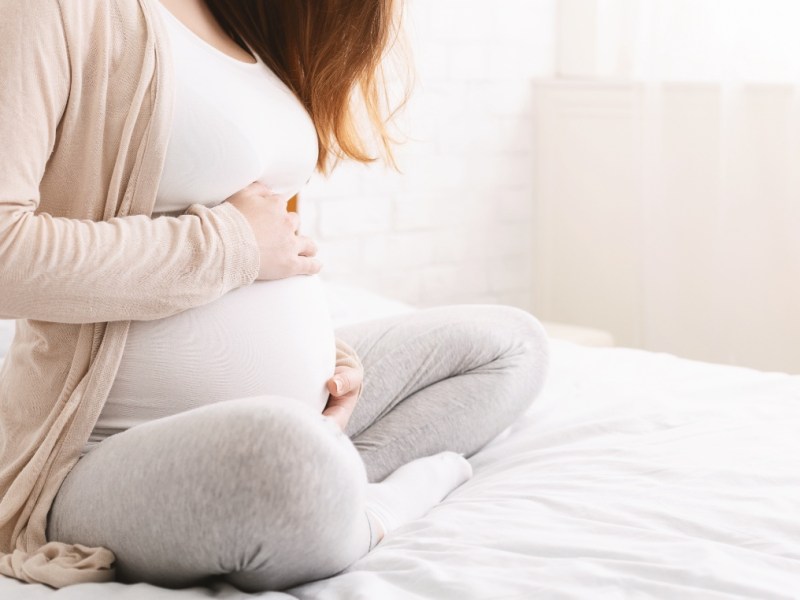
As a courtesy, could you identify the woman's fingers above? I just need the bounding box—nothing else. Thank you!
[322,408,348,432]
[295,256,322,275]
[327,365,363,396]
[295,236,321,274]
[323,365,363,432]
[286,211,301,233]
[323,385,357,422]
[296,235,318,257]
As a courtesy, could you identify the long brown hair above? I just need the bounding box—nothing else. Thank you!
[202,0,412,175]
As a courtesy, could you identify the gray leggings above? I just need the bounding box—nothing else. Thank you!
[46,304,549,592]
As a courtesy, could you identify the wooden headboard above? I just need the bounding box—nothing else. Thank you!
[287,194,298,213]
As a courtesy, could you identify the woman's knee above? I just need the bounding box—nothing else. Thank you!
[199,396,368,525]
[501,306,548,379]
[213,397,370,590]
[442,304,549,366]
[453,304,551,409]
[489,304,550,386]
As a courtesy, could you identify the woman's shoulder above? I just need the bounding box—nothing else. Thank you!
[41,0,156,74]
[0,0,62,28]
[57,0,153,32]
[1,0,132,24]
[2,0,153,44]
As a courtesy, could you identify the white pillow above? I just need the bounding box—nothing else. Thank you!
[0,319,14,360]
[322,279,416,328]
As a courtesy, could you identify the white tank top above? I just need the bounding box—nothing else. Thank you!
[83,2,335,456]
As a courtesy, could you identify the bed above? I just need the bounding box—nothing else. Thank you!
[2,281,800,599]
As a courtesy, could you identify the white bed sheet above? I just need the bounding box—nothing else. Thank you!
[2,283,800,599]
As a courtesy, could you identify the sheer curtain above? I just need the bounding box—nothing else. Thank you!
[558,0,800,373]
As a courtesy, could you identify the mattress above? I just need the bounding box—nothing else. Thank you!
[2,281,800,599]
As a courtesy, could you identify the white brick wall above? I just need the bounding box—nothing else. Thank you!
[299,0,556,309]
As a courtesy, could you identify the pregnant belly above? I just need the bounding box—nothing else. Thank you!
[102,274,336,427]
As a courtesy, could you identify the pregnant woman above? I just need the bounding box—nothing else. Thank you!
[0,0,550,593]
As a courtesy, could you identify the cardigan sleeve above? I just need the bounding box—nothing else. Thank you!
[0,1,261,324]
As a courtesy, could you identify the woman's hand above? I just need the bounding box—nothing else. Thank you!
[224,181,321,281]
[322,364,364,433]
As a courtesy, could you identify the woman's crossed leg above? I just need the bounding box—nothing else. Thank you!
[47,396,372,592]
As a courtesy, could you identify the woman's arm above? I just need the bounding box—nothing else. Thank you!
[0,1,260,324]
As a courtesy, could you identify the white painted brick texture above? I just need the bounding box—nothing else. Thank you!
[298,0,556,310]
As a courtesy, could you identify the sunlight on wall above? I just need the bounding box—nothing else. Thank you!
[300,0,556,310]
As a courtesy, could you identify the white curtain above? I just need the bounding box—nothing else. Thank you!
[559,0,800,373]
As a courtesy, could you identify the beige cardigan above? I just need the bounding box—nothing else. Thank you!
[0,0,362,588]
